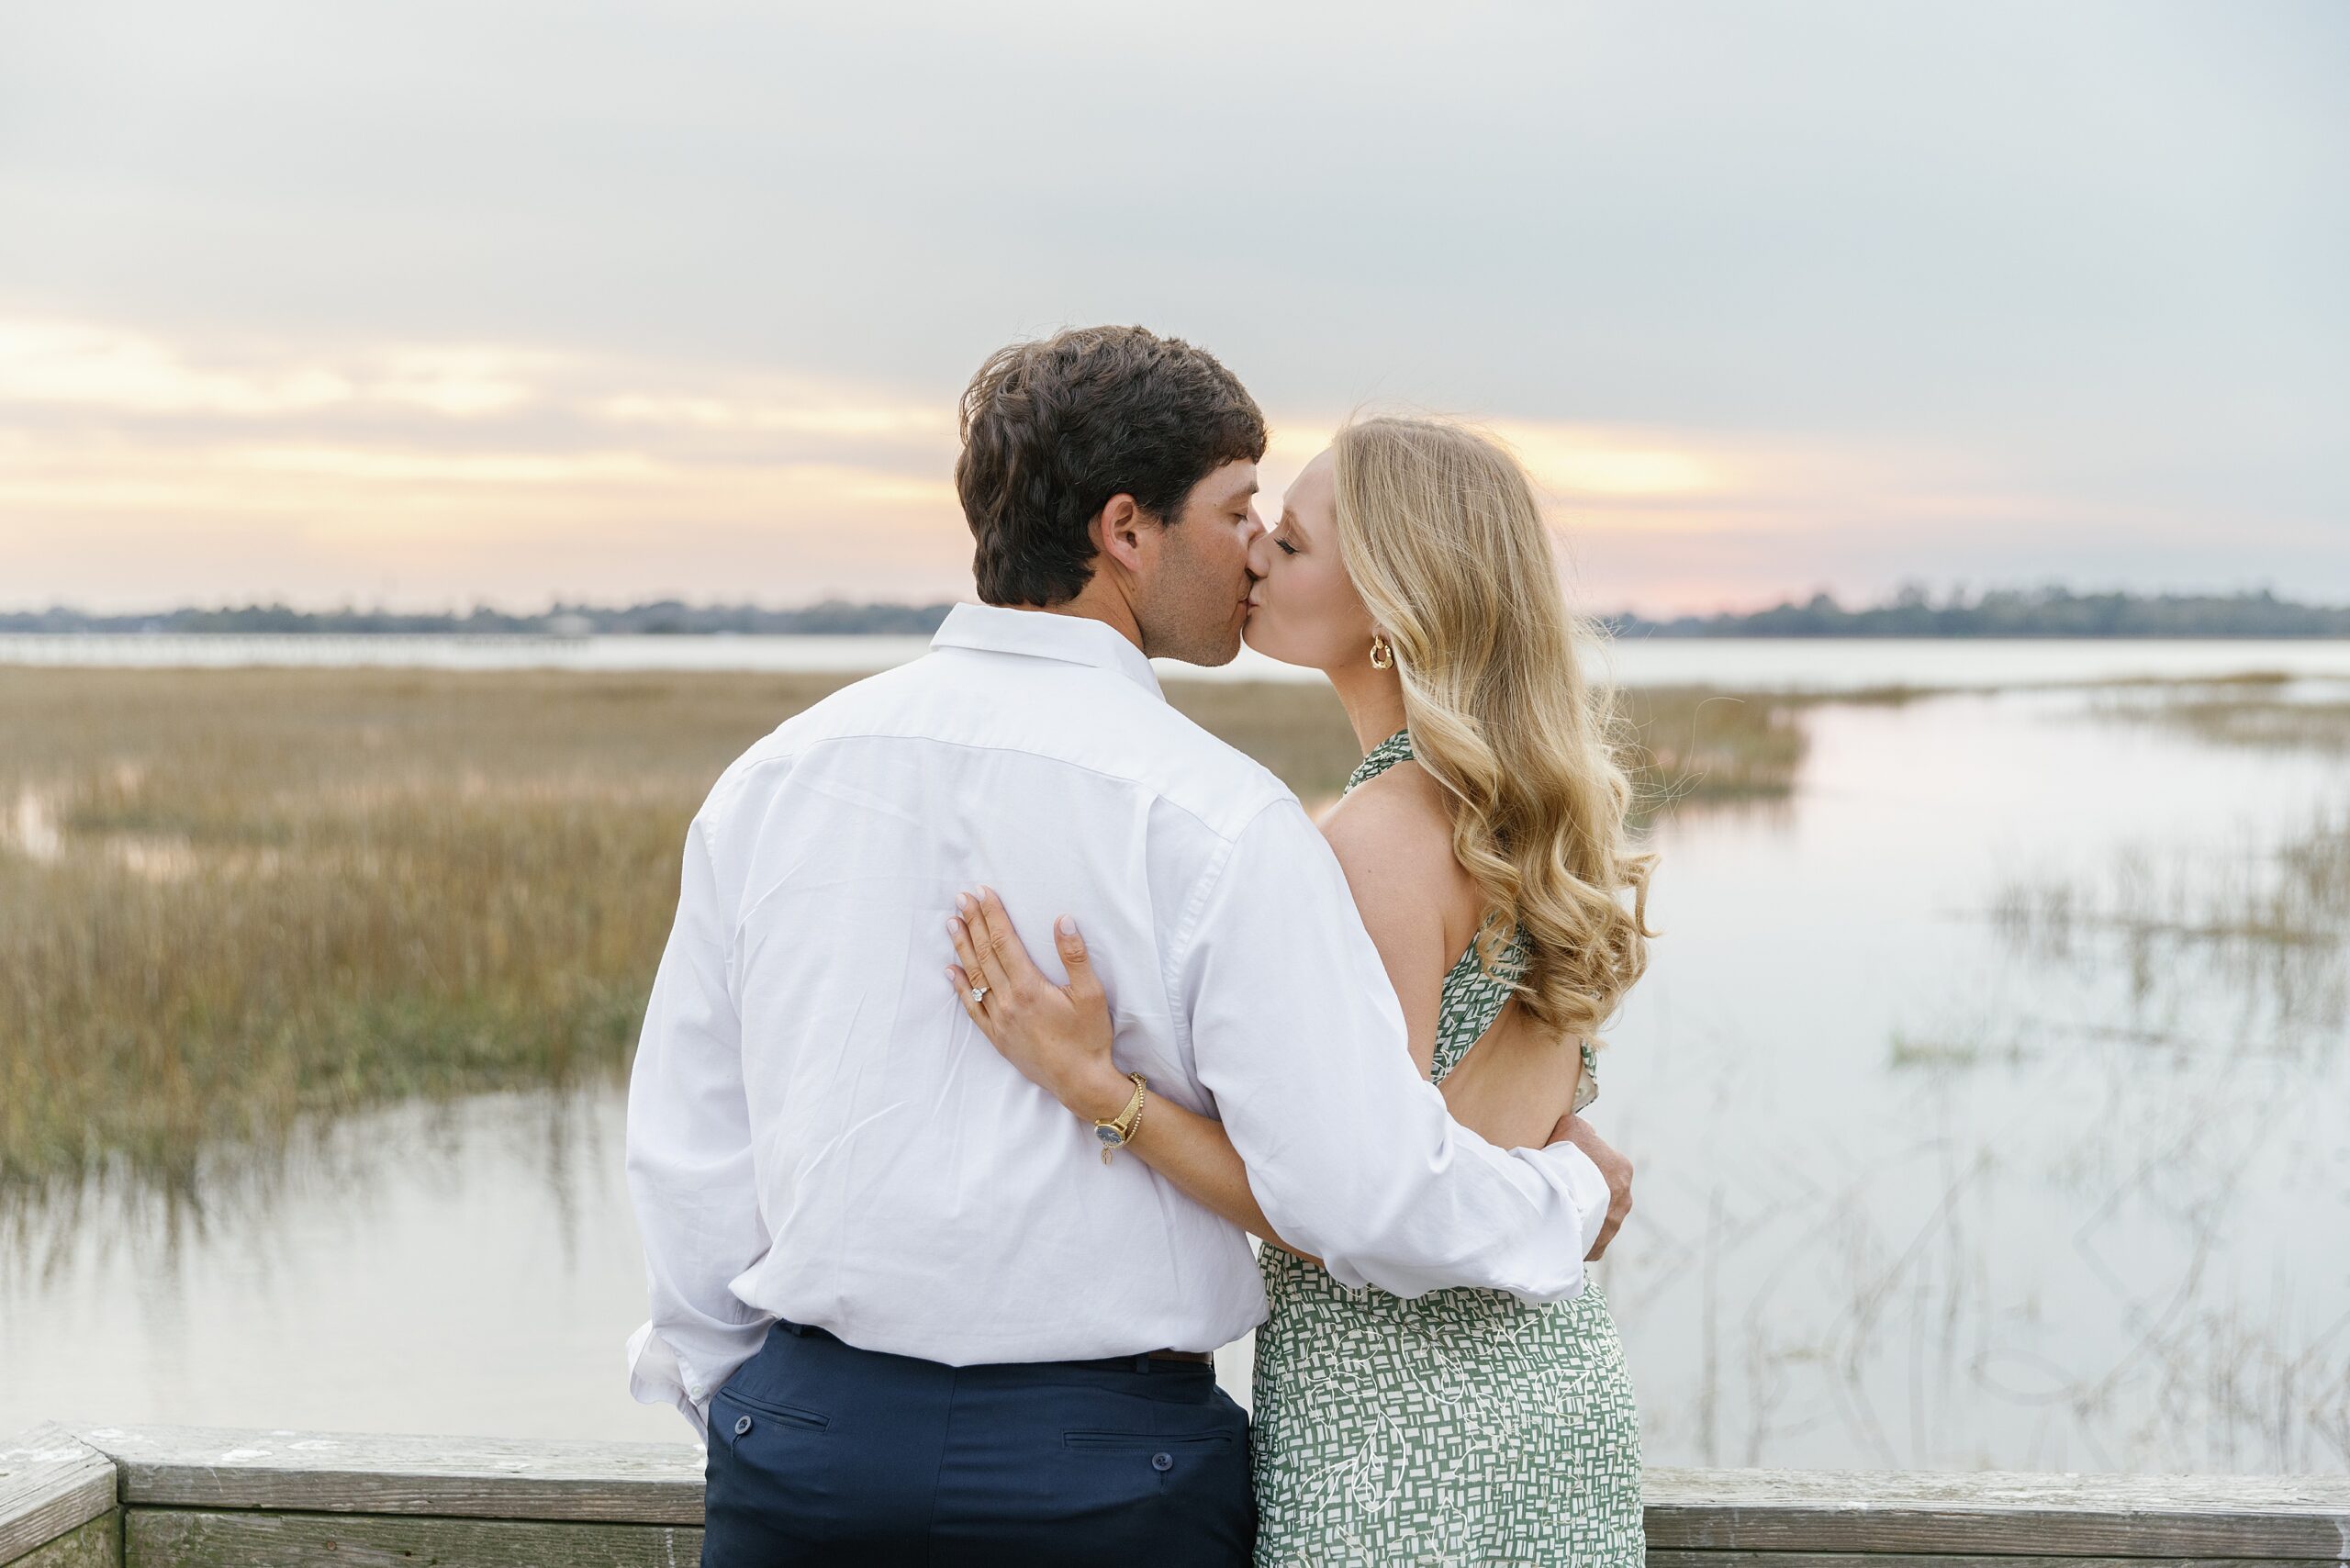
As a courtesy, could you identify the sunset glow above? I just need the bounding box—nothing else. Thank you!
[4,2,2340,615]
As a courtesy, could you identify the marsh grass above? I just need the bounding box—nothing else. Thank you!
[1168,678,1814,811]
[2131,695,2350,754]
[0,666,857,1199]
[1989,808,2350,1038]
[1886,1028,2033,1070]
[1997,682,2350,1004]
[1,665,1806,1198]
[2087,672,2350,757]
[1621,686,1812,811]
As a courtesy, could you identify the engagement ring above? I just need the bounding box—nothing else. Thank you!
[968,984,989,1004]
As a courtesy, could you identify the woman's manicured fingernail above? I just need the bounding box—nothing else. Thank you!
[946,916,961,935]
[1056,915,1076,937]
[956,893,972,913]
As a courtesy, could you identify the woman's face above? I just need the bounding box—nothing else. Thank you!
[1243,449,1379,671]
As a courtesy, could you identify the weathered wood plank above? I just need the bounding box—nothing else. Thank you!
[59,1423,2350,1555]
[0,1427,117,1565]
[5,1511,120,1568]
[79,1426,700,1526]
[128,1508,699,1568]
[1640,1468,2350,1557]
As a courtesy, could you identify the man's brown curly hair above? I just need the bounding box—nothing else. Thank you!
[955,326,1267,606]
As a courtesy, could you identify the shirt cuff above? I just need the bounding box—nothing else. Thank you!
[625,1321,711,1444]
[1504,1137,1610,1304]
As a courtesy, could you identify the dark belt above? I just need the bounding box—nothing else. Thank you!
[778,1318,1213,1370]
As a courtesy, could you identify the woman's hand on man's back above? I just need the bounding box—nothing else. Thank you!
[1549,1114,1632,1260]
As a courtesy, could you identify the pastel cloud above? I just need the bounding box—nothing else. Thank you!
[2,3,2339,614]
[0,316,976,608]
[0,309,2333,618]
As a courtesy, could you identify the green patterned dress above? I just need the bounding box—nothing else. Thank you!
[1248,727,1643,1566]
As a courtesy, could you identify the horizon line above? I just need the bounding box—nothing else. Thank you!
[3,582,2339,623]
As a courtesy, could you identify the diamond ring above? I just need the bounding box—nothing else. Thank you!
[968,984,990,1005]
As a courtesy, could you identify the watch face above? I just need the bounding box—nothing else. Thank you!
[1096,1125,1122,1147]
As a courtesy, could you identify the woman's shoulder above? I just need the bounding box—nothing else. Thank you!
[1319,761,1477,927]
[1323,754,1449,850]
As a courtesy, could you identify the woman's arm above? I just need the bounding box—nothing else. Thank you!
[946,888,1319,1262]
[1069,1065,1321,1266]
[943,779,1464,1260]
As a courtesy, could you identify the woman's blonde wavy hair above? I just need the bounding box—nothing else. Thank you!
[1330,414,1656,1048]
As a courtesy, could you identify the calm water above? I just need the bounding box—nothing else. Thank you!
[9,632,2350,690]
[4,653,2345,1471]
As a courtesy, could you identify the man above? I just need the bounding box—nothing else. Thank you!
[625,325,1633,1565]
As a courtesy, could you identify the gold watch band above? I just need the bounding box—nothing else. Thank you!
[1095,1071,1147,1164]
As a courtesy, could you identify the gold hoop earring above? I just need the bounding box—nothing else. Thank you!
[1369,633,1393,670]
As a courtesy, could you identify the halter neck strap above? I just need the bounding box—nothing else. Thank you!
[1344,728,1414,795]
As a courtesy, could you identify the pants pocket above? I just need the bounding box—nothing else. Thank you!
[719,1385,832,1434]
[1060,1428,1237,1451]
[1060,1427,1242,1504]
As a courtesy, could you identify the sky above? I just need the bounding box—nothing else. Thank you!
[1,0,2344,617]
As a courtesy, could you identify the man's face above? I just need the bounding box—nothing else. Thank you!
[1133,459,1263,666]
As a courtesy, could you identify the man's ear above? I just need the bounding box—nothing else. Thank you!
[1091,494,1153,576]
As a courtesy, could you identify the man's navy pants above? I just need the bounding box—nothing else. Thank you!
[700,1318,1255,1565]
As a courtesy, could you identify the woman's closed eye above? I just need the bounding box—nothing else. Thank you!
[1274,537,1298,556]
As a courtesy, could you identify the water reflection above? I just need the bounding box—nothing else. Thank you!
[0,1088,684,1444]
[4,678,2345,1470]
[1594,684,2348,1471]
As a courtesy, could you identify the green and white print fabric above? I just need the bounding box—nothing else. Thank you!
[1248,728,1640,1566]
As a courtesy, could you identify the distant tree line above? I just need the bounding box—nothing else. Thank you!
[6,587,2346,638]
[1602,586,2350,638]
[0,598,963,636]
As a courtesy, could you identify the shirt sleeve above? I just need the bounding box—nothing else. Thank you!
[1176,798,1612,1303]
[623,810,772,1439]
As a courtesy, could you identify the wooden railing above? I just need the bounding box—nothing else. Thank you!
[6,1421,2347,1565]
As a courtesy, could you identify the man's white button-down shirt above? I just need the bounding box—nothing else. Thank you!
[625,603,1612,1435]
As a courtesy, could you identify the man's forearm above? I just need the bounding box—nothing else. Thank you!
[1233,1083,1607,1303]
[1074,1055,1588,1295]
[1183,800,1595,1299]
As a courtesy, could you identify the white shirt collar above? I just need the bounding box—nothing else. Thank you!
[928,602,1164,700]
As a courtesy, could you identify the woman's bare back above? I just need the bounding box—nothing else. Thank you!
[1317,744,1586,1148]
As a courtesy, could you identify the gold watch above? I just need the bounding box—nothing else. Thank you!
[1093,1072,1148,1164]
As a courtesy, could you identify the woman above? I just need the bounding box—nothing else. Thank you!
[946,414,1655,1563]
